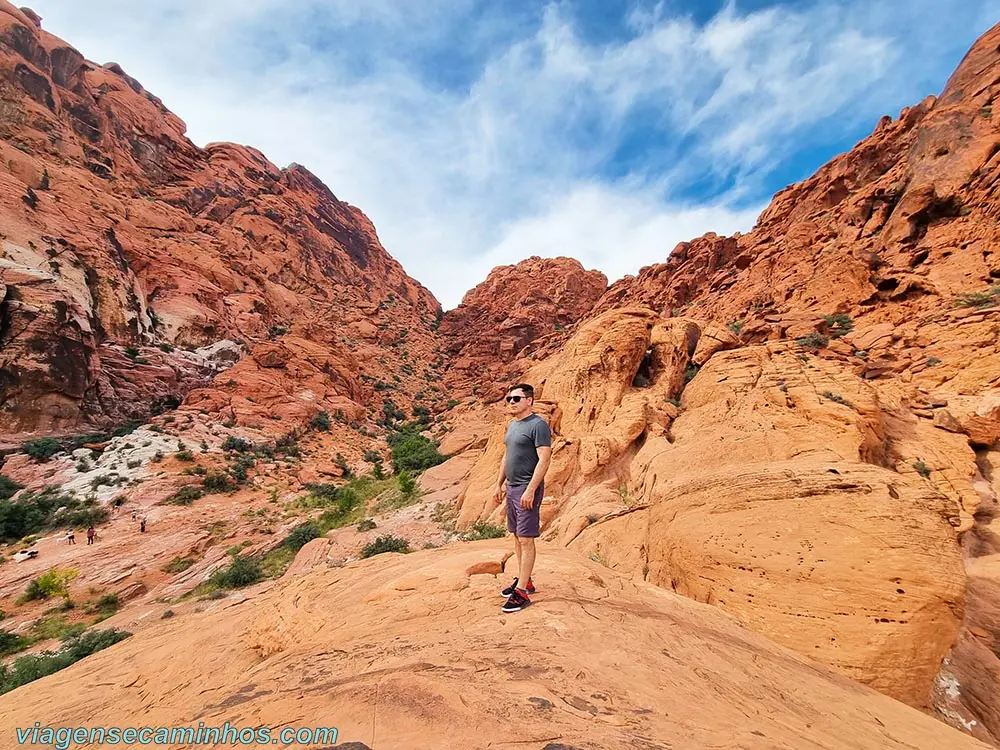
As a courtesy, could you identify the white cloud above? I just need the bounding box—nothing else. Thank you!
[24,0,1000,309]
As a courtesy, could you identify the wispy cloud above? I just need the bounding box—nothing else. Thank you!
[26,0,999,308]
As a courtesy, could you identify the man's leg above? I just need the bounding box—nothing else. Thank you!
[514,533,522,575]
[517,537,535,593]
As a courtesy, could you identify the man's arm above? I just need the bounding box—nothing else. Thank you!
[521,446,552,508]
[493,446,507,504]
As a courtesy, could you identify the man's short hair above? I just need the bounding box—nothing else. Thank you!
[508,383,534,399]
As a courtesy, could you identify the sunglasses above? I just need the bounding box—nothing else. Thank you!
[505,395,528,403]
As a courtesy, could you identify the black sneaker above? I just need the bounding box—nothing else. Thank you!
[501,578,535,597]
[502,589,531,613]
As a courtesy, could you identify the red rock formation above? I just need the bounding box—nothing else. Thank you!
[439,256,606,398]
[448,22,1000,743]
[0,0,439,435]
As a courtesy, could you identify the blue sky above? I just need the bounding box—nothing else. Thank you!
[28,0,1000,309]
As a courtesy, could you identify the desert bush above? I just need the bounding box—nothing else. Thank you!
[209,554,262,589]
[0,629,131,695]
[282,522,320,552]
[822,313,853,338]
[357,519,377,532]
[913,459,932,478]
[0,488,107,542]
[19,568,79,603]
[202,471,233,494]
[22,438,61,462]
[162,556,195,574]
[222,436,253,453]
[0,630,29,656]
[334,453,352,478]
[360,535,410,558]
[86,594,120,620]
[398,471,417,497]
[461,521,506,541]
[821,391,854,408]
[166,485,204,505]
[387,424,446,474]
[309,411,331,431]
[0,475,22,501]
[796,333,828,349]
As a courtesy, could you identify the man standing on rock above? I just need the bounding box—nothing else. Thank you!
[493,383,552,613]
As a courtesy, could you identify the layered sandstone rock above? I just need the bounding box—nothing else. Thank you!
[0,543,988,750]
[0,0,438,433]
[457,309,968,710]
[440,256,607,399]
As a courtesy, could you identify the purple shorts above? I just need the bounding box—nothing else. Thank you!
[506,483,544,537]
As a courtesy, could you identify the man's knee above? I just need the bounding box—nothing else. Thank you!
[517,536,535,549]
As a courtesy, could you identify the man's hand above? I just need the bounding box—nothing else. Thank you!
[493,482,505,505]
[521,486,536,509]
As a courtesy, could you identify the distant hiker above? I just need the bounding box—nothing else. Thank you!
[493,383,552,613]
[131,510,138,521]
[86,526,95,545]
[140,517,147,533]
[66,530,76,545]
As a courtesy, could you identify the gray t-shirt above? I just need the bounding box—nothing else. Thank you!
[504,413,552,486]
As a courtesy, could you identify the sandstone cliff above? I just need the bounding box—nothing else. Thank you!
[439,256,607,399]
[0,0,439,437]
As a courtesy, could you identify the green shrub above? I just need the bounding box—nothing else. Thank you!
[228,454,255,483]
[822,313,853,338]
[363,449,383,464]
[0,630,29,656]
[166,485,203,505]
[953,287,999,308]
[18,568,79,603]
[162,556,195,574]
[86,594,120,619]
[821,391,854,408]
[727,320,744,334]
[124,346,139,360]
[0,488,107,543]
[316,488,363,530]
[0,475,23,501]
[22,438,61,462]
[282,523,320,552]
[796,333,828,349]
[299,483,340,507]
[202,471,233,493]
[913,460,932,478]
[398,471,417,497]
[28,615,84,641]
[334,453,352,478]
[360,535,410,558]
[309,411,331,431]
[0,629,131,696]
[175,450,195,462]
[357,519,377,532]
[222,436,253,453]
[387,424,446,474]
[683,363,700,383]
[925,357,941,367]
[461,521,506,541]
[209,555,262,589]
[446,399,460,410]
